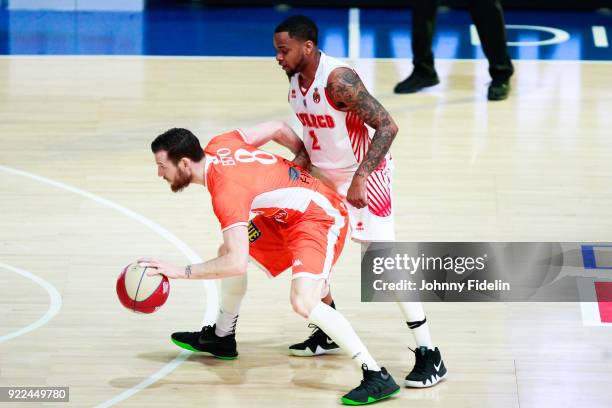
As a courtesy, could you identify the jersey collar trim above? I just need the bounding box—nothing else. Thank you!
[204,154,214,186]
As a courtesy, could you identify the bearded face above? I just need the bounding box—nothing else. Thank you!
[274,32,309,79]
[169,166,192,193]
[155,150,193,193]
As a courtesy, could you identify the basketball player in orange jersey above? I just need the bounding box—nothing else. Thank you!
[272,16,447,388]
[139,121,400,405]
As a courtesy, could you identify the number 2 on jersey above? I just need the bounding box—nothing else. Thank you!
[308,130,321,150]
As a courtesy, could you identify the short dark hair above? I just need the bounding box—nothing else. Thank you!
[151,128,204,165]
[274,15,318,45]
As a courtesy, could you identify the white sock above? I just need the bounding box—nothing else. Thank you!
[215,274,247,337]
[308,302,380,371]
[397,302,434,349]
[215,309,239,337]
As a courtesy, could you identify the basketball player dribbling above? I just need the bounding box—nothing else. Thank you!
[139,121,400,405]
[272,16,448,388]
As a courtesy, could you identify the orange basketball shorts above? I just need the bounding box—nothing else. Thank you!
[248,190,349,280]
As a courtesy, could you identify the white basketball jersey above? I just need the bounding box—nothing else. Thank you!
[288,52,395,241]
[288,51,385,172]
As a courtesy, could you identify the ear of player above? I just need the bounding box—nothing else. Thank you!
[116,262,170,313]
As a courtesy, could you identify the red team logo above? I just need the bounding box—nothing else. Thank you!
[273,209,289,223]
[291,89,297,99]
[313,88,321,103]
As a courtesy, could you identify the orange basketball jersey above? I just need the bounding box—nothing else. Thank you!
[204,129,328,231]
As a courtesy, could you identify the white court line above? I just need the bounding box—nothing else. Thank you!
[592,26,609,48]
[580,302,611,326]
[0,262,62,343]
[348,8,360,60]
[0,165,218,407]
[470,24,481,46]
[471,24,571,47]
[577,278,612,327]
[96,350,194,408]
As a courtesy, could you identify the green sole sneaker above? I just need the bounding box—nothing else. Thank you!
[171,338,239,360]
[341,388,400,405]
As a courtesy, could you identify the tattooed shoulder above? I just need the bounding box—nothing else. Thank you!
[326,67,363,109]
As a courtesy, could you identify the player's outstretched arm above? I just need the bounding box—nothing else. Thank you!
[241,121,304,154]
[139,225,249,279]
[241,121,311,170]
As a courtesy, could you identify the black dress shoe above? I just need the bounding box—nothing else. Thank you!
[394,71,440,94]
[487,79,510,101]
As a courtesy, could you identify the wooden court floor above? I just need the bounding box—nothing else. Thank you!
[1,56,611,407]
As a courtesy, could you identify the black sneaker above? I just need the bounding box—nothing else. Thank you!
[341,364,400,405]
[289,323,342,357]
[487,79,510,101]
[394,71,440,94]
[405,346,447,387]
[171,324,238,360]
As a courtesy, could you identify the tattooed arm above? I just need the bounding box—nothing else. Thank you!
[326,67,399,208]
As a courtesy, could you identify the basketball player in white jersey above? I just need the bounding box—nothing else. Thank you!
[272,15,447,388]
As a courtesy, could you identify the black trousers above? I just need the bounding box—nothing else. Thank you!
[412,0,514,81]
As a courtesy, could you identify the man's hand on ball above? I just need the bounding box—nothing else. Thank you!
[138,258,185,279]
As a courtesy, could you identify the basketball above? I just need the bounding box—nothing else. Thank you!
[116,262,170,313]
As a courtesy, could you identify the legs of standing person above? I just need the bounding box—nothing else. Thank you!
[286,180,347,356]
[291,277,380,371]
[394,0,441,93]
[169,242,244,359]
[287,194,400,404]
[468,0,514,99]
[290,276,400,404]
[215,243,247,338]
[468,0,514,81]
[397,302,447,387]
[412,0,440,77]
[345,161,446,387]
[397,302,432,349]
[169,217,280,359]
